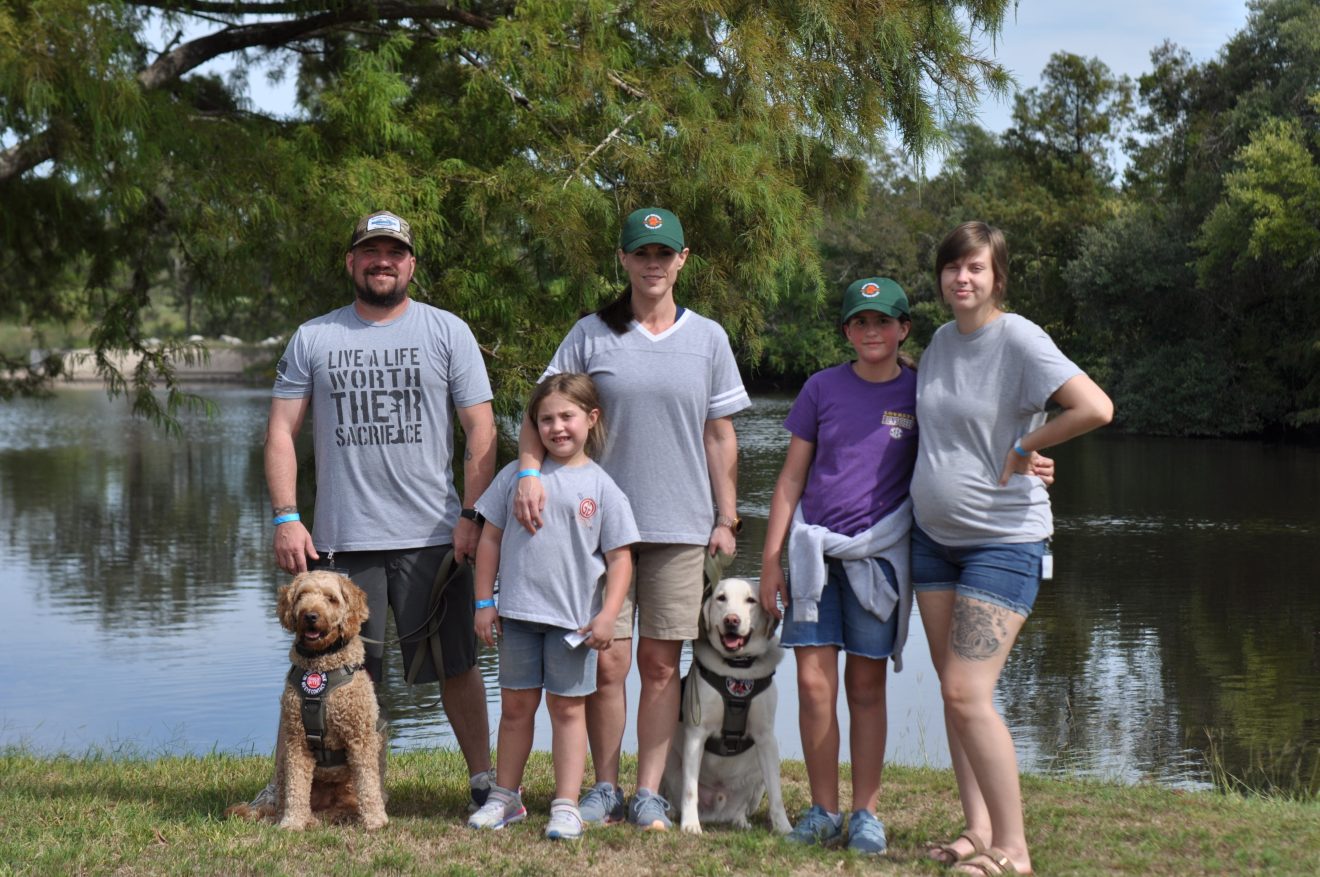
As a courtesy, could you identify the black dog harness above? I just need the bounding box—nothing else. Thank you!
[287,657,362,767]
[681,658,776,757]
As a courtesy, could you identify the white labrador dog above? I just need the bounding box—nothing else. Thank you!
[660,576,792,835]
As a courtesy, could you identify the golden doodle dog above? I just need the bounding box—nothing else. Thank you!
[660,576,792,835]
[226,570,387,830]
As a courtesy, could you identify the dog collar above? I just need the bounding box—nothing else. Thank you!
[722,655,756,669]
[294,635,350,659]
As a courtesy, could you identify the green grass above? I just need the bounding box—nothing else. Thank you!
[1,748,1317,876]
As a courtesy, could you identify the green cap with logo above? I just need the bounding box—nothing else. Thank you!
[840,277,910,323]
[619,207,685,253]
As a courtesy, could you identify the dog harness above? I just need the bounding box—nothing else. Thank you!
[681,660,776,757]
[287,661,362,767]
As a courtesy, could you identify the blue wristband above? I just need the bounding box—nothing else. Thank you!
[516,468,541,479]
[1013,441,1030,459]
[272,512,301,526]
[474,599,496,610]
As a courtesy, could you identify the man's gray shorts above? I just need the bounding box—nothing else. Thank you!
[317,545,476,684]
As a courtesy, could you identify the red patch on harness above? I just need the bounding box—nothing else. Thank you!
[725,678,754,698]
[301,671,327,696]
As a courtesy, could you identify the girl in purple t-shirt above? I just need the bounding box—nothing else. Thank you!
[758,277,917,854]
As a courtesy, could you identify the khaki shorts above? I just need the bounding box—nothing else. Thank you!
[613,542,706,641]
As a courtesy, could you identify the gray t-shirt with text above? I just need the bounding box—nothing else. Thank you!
[910,313,1081,546]
[476,458,639,630]
[273,300,492,553]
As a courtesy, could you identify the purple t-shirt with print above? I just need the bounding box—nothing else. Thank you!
[783,362,918,537]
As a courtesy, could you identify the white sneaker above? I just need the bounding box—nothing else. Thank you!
[545,799,583,840]
[467,786,526,830]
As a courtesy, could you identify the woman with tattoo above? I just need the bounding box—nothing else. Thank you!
[911,222,1113,876]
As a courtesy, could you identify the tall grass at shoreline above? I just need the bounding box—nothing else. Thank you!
[2,747,1317,876]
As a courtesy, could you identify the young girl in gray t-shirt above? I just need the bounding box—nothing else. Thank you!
[469,374,638,841]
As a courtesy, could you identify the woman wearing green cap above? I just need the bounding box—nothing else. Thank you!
[512,207,751,831]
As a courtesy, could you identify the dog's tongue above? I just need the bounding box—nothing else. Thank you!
[304,630,324,641]
[721,632,746,652]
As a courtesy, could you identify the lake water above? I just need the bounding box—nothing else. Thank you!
[2,387,1317,795]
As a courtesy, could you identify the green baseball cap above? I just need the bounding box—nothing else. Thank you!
[619,207,685,253]
[840,277,910,323]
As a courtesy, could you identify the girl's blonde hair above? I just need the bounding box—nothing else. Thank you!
[528,373,608,460]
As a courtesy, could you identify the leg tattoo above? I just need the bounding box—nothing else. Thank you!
[951,599,1011,661]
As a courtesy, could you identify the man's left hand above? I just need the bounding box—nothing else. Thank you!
[453,517,480,563]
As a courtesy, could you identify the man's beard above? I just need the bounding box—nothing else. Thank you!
[354,274,407,309]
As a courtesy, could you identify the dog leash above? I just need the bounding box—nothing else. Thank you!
[352,548,467,699]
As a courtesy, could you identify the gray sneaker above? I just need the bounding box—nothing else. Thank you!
[786,804,843,846]
[627,788,671,831]
[467,786,526,830]
[248,780,277,812]
[578,782,626,825]
[846,809,888,855]
[469,767,496,812]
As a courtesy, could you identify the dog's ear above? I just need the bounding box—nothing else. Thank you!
[340,575,369,638]
[277,576,303,632]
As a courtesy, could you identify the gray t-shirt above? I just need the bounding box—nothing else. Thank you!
[910,313,1082,546]
[476,458,640,630]
[273,300,492,552]
[542,310,750,544]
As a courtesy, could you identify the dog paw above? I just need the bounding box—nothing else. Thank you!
[732,815,751,830]
[681,821,703,836]
[771,813,793,834]
[362,812,388,831]
[277,816,311,832]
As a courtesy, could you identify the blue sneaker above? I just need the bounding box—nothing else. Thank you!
[786,804,843,846]
[628,788,672,831]
[846,809,888,855]
[578,782,626,825]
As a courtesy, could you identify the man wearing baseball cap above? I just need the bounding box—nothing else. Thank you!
[257,209,498,810]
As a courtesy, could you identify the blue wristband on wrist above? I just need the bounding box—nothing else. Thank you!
[1013,442,1030,459]
[474,599,496,610]
[516,468,541,479]
[272,512,301,526]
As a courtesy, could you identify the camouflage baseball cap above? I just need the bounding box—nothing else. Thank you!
[349,210,413,251]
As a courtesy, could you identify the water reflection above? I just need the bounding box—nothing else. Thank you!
[1,389,1317,796]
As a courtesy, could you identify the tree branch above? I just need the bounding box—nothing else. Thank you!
[0,2,497,182]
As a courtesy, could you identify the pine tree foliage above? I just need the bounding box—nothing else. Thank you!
[1,0,1013,423]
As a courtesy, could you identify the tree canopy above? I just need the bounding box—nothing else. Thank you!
[1,0,1013,423]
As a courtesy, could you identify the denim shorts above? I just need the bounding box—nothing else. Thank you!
[497,617,598,697]
[781,558,899,659]
[909,524,1045,618]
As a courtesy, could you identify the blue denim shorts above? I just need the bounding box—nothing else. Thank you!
[498,617,597,697]
[781,558,899,659]
[909,524,1045,618]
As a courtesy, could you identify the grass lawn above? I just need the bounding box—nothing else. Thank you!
[2,748,1317,876]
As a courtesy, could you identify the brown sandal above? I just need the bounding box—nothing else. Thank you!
[954,847,1032,876]
[927,830,988,866]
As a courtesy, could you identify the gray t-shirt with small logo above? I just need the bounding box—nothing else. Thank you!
[273,300,492,553]
[911,313,1081,546]
[542,311,750,544]
[476,458,639,630]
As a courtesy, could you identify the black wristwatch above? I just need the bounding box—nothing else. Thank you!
[460,507,486,526]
